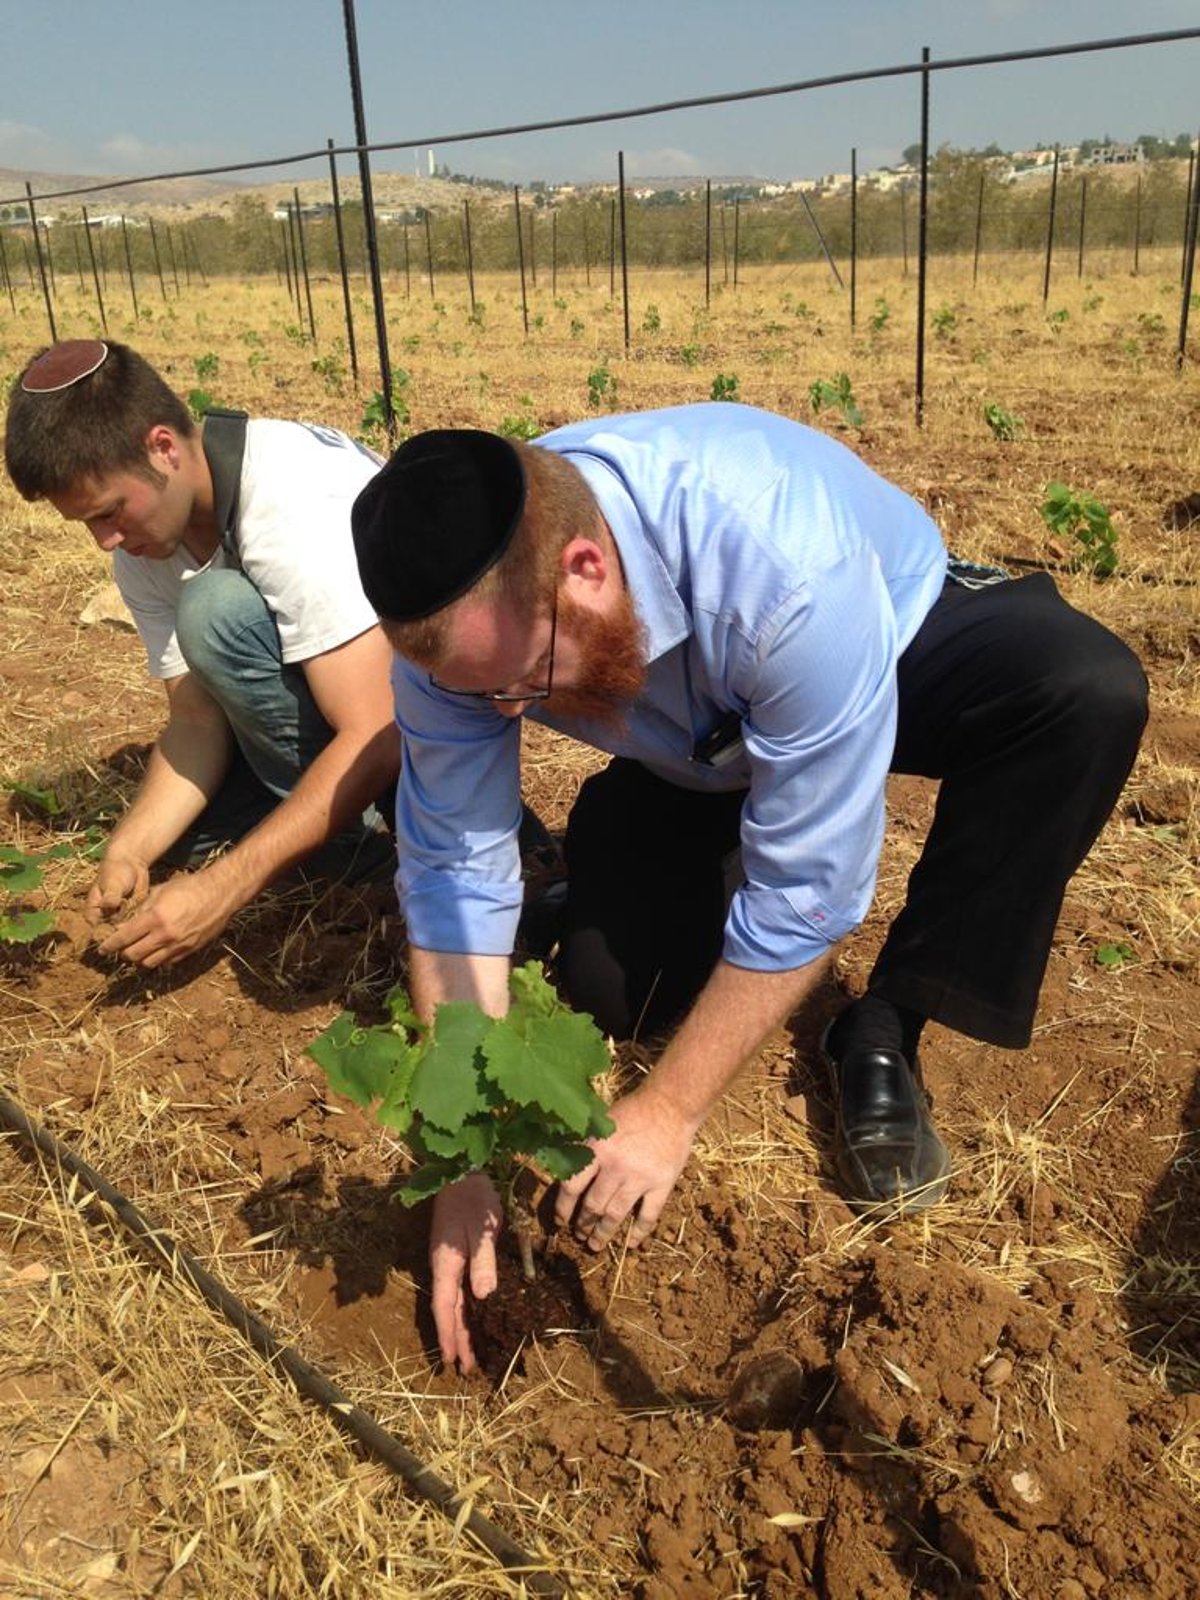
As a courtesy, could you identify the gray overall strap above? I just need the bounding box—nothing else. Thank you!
[201,408,249,565]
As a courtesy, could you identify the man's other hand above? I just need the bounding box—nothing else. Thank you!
[93,868,238,968]
[86,855,150,925]
[554,1083,698,1254]
[430,1172,503,1372]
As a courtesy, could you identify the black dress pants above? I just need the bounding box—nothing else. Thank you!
[557,574,1148,1047]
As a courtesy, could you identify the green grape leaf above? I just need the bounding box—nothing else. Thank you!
[508,960,560,1021]
[483,1010,611,1136]
[38,842,77,861]
[0,853,44,894]
[395,1158,471,1207]
[306,1012,416,1109]
[80,827,106,861]
[498,1104,569,1152]
[0,908,56,943]
[408,1001,495,1128]
[419,1115,497,1169]
[532,1141,596,1182]
[384,984,422,1032]
[374,1046,422,1135]
[5,782,63,817]
[1095,941,1135,969]
[585,1103,617,1140]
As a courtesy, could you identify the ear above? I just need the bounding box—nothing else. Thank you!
[144,424,183,472]
[559,534,609,597]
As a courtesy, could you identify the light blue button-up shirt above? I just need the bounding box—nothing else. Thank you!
[390,404,947,972]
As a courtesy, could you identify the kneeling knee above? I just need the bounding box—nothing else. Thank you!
[175,570,268,681]
[1063,640,1149,754]
[559,935,638,1041]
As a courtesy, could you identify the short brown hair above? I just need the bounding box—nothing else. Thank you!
[4,341,194,500]
[385,441,601,666]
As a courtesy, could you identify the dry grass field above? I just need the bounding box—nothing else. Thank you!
[1,248,1198,1598]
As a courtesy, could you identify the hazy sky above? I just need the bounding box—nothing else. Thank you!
[3,1,1198,196]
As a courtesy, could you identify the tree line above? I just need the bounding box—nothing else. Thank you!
[7,149,1194,290]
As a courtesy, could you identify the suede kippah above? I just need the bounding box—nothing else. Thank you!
[352,429,526,621]
[20,339,109,392]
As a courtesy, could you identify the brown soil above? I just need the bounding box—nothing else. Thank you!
[4,690,1198,1596]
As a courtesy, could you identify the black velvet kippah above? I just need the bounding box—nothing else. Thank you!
[351,429,526,621]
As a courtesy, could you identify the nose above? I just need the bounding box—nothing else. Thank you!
[91,525,123,552]
[495,699,529,719]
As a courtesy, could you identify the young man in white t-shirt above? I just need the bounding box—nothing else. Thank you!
[4,339,401,970]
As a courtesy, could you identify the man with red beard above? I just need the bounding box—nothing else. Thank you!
[351,407,1146,1372]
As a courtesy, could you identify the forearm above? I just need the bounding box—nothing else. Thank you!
[195,723,399,910]
[642,953,833,1128]
[106,720,232,869]
[408,944,512,1022]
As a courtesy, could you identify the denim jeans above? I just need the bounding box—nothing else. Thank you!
[165,567,394,882]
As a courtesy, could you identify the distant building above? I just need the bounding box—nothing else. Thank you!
[272,202,335,222]
[871,169,913,193]
[1083,143,1145,167]
[72,212,149,227]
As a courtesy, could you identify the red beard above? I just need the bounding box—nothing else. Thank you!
[543,587,648,728]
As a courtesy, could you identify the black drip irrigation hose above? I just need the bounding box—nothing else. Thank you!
[998,553,1200,589]
[0,1087,569,1599]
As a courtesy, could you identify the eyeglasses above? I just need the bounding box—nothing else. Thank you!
[430,591,558,703]
[21,340,110,393]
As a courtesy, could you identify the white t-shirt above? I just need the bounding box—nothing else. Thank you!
[114,419,383,680]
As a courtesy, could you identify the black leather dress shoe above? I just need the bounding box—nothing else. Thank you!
[821,1029,951,1212]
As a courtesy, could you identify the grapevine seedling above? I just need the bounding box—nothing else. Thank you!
[311,352,346,394]
[359,371,411,446]
[307,963,614,1280]
[0,842,75,944]
[932,305,957,338]
[497,411,541,441]
[4,781,63,818]
[586,362,616,409]
[1095,941,1135,969]
[1041,482,1119,578]
[983,402,1023,441]
[710,372,740,402]
[809,373,863,428]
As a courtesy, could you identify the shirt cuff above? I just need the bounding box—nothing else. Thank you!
[722,880,862,971]
[398,868,524,956]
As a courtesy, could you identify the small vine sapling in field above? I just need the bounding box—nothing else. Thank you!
[307,962,614,1281]
[809,372,863,428]
[0,841,78,944]
[1040,481,1119,578]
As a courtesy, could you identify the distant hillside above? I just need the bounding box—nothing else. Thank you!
[0,165,241,212]
[2,165,512,224]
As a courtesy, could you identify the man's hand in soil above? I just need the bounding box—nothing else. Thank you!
[555,1083,698,1254]
[430,1172,504,1372]
[86,855,150,927]
[92,868,239,968]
